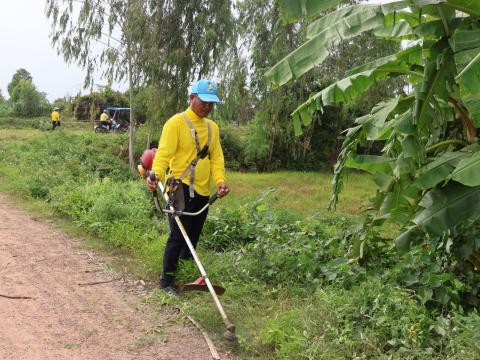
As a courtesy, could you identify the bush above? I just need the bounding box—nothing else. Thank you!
[0,102,11,117]
[220,127,246,170]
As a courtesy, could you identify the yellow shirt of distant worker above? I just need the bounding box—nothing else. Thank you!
[100,113,109,122]
[51,110,60,122]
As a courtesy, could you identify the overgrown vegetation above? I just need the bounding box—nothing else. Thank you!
[268,0,480,314]
[1,129,479,359]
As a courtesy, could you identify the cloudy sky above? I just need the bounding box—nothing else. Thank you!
[0,1,118,101]
[0,0,385,102]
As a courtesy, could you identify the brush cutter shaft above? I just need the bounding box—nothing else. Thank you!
[153,174,235,333]
[161,200,211,216]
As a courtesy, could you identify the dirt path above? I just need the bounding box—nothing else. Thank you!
[0,193,231,360]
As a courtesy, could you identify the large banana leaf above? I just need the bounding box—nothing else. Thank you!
[266,2,411,86]
[414,183,480,236]
[396,182,480,249]
[411,0,480,16]
[345,154,394,174]
[278,0,344,22]
[452,29,480,126]
[415,151,469,189]
[355,97,409,141]
[379,181,420,223]
[413,39,457,125]
[306,1,409,39]
[374,20,414,39]
[449,150,480,186]
[445,0,480,16]
[291,46,422,124]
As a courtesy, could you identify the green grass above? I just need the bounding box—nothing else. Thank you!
[225,171,374,217]
[0,116,93,132]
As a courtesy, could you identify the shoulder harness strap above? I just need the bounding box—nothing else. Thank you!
[178,113,212,198]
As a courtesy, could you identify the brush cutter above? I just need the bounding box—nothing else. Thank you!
[138,156,235,339]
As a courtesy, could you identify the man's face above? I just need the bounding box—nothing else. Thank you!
[190,94,214,118]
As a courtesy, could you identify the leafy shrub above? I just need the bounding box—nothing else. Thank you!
[220,127,246,170]
[444,311,480,359]
[0,103,11,117]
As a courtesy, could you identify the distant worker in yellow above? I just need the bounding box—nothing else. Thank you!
[100,109,112,130]
[51,107,61,130]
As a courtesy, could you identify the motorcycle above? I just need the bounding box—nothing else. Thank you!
[94,120,129,134]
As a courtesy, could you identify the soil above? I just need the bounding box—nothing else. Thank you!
[0,193,233,360]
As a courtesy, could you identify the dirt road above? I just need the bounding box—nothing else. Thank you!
[0,193,230,360]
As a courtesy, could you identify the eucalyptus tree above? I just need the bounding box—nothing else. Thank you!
[7,68,33,97]
[138,0,236,116]
[268,0,480,301]
[45,0,147,170]
[10,80,50,117]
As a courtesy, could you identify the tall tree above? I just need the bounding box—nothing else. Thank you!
[7,68,33,97]
[46,0,236,162]
[10,79,50,117]
[45,0,146,170]
[136,0,236,120]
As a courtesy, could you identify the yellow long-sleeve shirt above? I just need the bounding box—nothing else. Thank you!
[51,111,60,122]
[152,107,226,196]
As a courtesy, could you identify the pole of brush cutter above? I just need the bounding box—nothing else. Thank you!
[150,172,236,337]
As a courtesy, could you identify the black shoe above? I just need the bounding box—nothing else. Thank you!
[160,285,181,297]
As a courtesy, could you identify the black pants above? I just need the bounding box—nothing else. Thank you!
[52,121,60,130]
[160,183,209,288]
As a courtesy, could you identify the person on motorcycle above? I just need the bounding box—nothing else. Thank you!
[146,79,230,296]
[100,109,112,130]
[51,107,61,130]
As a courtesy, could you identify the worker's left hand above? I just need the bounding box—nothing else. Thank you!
[216,183,230,198]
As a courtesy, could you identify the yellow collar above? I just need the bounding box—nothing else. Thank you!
[185,107,203,121]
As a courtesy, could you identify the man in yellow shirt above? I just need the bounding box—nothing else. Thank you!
[100,109,112,130]
[51,107,60,130]
[147,79,230,296]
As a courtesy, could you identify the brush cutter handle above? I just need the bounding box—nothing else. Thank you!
[209,193,219,205]
[149,171,219,216]
[148,171,158,197]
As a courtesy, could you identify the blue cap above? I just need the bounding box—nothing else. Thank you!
[190,79,221,103]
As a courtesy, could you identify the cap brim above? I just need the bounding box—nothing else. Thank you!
[197,94,221,103]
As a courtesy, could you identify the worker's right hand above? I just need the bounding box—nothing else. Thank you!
[146,176,158,192]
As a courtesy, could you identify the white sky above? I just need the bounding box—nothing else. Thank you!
[0,0,125,101]
[0,0,386,102]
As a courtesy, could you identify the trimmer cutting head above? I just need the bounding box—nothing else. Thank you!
[182,276,226,295]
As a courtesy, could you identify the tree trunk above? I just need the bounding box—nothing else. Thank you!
[127,40,136,170]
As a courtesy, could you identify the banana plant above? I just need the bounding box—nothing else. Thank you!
[268,0,480,267]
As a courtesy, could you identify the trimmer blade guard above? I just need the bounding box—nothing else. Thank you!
[182,276,226,295]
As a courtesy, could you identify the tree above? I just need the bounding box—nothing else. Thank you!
[235,0,402,171]
[269,1,480,306]
[10,79,50,117]
[0,90,5,104]
[46,0,146,170]
[46,0,236,168]
[7,68,32,97]
[135,0,236,135]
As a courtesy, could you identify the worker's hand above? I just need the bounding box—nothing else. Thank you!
[216,183,230,198]
[146,175,158,192]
